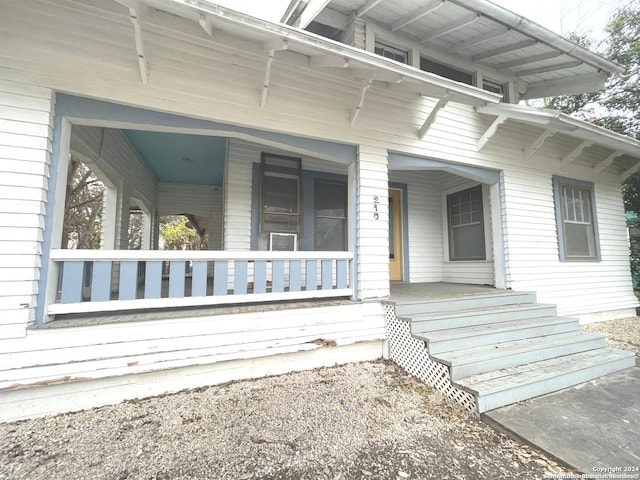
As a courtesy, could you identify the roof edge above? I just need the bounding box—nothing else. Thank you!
[450,0,625,76]
[169,0,502,104]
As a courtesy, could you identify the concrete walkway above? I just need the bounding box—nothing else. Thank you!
[484,367,640,474]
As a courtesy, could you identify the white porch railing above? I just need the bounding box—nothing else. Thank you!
[48,250,353,315]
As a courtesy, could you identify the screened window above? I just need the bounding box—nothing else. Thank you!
[315,179,347,250]
[447,185,486,261]
[553,176,599,260]
[261,154,302,234]
[375,41,409,64]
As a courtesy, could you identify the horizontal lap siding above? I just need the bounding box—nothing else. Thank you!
[500,135,637,316]
[0,0,634,330]
[0,79,53,339]
[0,303,386,389]
[389,171,443,282]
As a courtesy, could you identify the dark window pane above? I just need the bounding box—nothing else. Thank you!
[316,218,345,251]
[316,182,346,217]
[263,175,298,214]
[451,224,485,260]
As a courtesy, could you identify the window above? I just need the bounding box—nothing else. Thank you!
[261,154,302,234]
[483,80,504,95]
[315,179,347,250]
[420,57,473,85]
[553,176,600,261]
[375,41,408,64]
[447,185,486,260]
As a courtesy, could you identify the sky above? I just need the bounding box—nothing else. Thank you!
[490,0,628,45]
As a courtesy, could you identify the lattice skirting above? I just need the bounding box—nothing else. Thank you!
[384,303,478,413]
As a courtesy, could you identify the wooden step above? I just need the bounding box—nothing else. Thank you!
[435,331,607,381]
[409,303,558,333]
[417,316,580,355]
[395,291,537,317]
[456,348,636,412]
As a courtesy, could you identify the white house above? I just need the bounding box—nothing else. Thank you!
[0,0,638,420]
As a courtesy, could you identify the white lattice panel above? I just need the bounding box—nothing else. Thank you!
[384,304,477,413]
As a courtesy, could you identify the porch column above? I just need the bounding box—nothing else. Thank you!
[356,145,390,300]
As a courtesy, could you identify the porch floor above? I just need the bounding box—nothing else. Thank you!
[390,282,504,304]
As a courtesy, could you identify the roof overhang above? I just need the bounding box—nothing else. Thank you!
[303,0,624,99]
[477,103,640,180]
[120,0,500,110]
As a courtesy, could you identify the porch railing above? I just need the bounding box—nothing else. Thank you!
[48,249,353,315]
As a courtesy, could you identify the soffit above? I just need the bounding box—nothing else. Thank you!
[320,0,622,99]
[115,0,500,112]
[476,104,640,179]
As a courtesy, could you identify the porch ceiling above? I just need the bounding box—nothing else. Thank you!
[302,0,624,99]
[123,130,226,186]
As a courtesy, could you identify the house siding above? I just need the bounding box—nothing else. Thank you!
[0,0,633,315]
[0,0,635,400]
[0,79,54,339]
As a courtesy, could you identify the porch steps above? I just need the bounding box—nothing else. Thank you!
[394,291,635,413]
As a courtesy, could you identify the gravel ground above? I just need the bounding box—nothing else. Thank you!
[0,361,571,480]
[583,316,640,361]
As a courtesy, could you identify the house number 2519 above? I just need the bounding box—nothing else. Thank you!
[373,195,379,220]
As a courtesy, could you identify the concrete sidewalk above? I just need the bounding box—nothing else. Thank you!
[484,367,640,474]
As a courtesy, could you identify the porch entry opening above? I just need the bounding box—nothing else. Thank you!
[389,188,403,281]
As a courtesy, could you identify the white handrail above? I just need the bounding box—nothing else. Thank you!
[50,249,354,262]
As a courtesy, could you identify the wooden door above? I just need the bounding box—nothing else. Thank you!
[389,189,403,281]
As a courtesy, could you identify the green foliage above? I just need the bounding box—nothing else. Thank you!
[159,215,202,250]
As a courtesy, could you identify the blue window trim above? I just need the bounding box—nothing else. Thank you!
[552,175,601,262]
[389,182,410,282]
[251,163,347,251]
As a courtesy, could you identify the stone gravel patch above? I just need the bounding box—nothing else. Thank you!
[0,361,570,480]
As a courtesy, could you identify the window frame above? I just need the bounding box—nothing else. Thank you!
[374,40,409,64]
[445,185,487,261]
[260,153,302,235]
[314,178,348,251]
[553,176,601,262]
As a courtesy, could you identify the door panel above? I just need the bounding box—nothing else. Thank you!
[389,189,403,281]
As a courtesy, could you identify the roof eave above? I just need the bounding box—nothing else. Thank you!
[167,0,502,105]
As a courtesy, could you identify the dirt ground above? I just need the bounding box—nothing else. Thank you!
[0,361,571,480]
[2,316,636,480]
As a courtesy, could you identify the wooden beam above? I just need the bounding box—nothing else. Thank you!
[516,61,582,78]
[472,39,536,62]
[261,41,288,108]
[261,51,275,108]
[421,14,479,42]
[419,95,449,139]
[310,55,350,67]
[477,115,506,150]
[560,141,592,165]
[356,0,384,17]
[451,26,508,52]
[391,0,444,32]
[593,150,623,173]
[523,129,555,160]
[620,162,640,182]
[129,8,148,84]
[350,78,373,126]
[496,51,562,70]
[198,14,213,36]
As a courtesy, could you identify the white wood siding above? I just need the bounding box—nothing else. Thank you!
[0,0,635,329]
[0,302,386,393]
[0,80,54,339]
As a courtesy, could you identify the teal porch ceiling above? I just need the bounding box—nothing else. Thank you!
[123,130,226,186]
